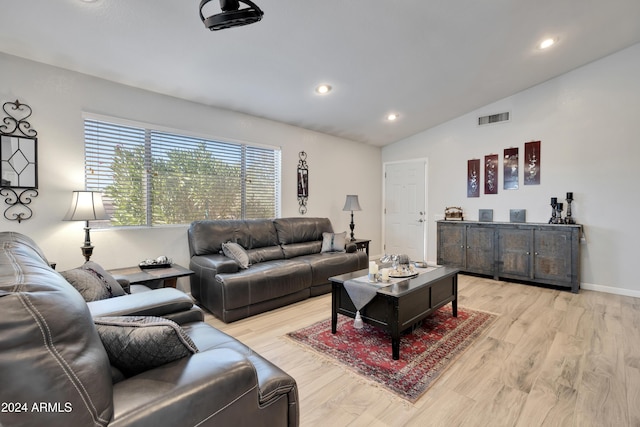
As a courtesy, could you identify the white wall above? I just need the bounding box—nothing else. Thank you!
[0,52,382,289]
[382,43,640,296]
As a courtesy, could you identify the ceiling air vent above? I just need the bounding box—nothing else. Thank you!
[478,112,510,126]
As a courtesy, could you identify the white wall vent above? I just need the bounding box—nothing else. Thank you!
[478,112,510,126]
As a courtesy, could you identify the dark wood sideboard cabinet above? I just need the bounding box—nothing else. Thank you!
[437,221,582,293]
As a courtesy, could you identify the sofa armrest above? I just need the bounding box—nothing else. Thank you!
[162,305,204,324]
[109,349,260,427]
[87,288,194,318]
[190,254,240,275]
[345,242,357,253]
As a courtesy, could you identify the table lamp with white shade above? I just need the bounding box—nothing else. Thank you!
[63,191,109,261]
[342,195,362,241]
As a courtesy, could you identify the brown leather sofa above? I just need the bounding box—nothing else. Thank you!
[0,232,299,427]
[188,217,369,323]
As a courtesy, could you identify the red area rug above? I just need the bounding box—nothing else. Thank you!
[286,306,497,402]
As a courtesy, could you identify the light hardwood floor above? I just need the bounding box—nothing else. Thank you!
[203,274,640,427]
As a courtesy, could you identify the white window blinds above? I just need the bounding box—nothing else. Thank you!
[84,118,281,227]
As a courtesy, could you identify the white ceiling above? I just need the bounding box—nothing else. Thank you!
[2,1,640,146]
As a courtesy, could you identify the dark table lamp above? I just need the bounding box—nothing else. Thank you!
[342,195,362,241]
[63,191,109,261]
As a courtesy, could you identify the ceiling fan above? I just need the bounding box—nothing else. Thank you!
[199,0,264,31]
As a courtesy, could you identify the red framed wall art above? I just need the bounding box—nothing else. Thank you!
[484,154,498,195]
[503,147,519,190]
[524,141,541,185]
[467,159,480,198]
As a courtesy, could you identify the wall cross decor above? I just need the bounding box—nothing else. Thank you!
[0,99,39,223]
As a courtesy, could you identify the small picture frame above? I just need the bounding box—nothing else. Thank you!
[479,209,493,222]
[510,209,526,223]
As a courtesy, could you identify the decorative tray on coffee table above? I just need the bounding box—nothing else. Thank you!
[388,267,419,279]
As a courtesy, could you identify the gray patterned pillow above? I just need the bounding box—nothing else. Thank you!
[321,231,347,253]
[221,241,250,269]
[61,261,126,302]
[94,316,199,377]
[82,261,126,297]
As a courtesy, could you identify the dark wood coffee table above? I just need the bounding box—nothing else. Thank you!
[329,266,459,360]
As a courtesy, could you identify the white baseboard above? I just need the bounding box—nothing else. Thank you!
[379,257,640,298]
[580,282,640,298]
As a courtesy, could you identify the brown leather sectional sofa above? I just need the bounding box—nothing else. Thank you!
[188,217,369,323]
[0,232,298,427]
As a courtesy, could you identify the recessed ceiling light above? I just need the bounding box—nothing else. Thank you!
[315,84,332,95]
[386,113,399,121]
[538,38,557,50]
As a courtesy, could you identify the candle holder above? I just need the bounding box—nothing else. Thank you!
[548,200,557,224]
[565,194,575,224]
[555,202,565,224]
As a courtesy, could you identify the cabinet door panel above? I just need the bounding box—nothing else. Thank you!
[498,228,531,279]
[466,226,495,274]
[437,223,465,267]
[534,229,573,283]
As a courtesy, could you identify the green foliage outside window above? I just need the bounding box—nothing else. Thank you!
[86,119,280,227]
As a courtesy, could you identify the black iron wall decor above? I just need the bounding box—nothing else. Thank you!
[297,151,308,214]
[0,99,38,223]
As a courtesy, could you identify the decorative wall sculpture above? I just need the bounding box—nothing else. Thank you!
[297,151,308,214]
[0,99,38,223]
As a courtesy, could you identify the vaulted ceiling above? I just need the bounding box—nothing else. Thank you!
[2,1,640,146]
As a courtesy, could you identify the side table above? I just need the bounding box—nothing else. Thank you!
[351,238,370,257]
[109,264,194,289]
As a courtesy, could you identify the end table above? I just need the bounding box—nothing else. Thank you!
[109,264,194,289]
[351,239,370,256]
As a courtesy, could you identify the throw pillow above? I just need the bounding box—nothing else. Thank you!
[221,241,250,269]
[61,261,126,302]
[61,269,113,302]
[321,231,347,253]
[82,261,126,297]
[94,316,199,377]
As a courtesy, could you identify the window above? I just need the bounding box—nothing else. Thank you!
[84,117,281,228]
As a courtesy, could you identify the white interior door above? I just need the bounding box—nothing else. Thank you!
[383,160,427,262]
